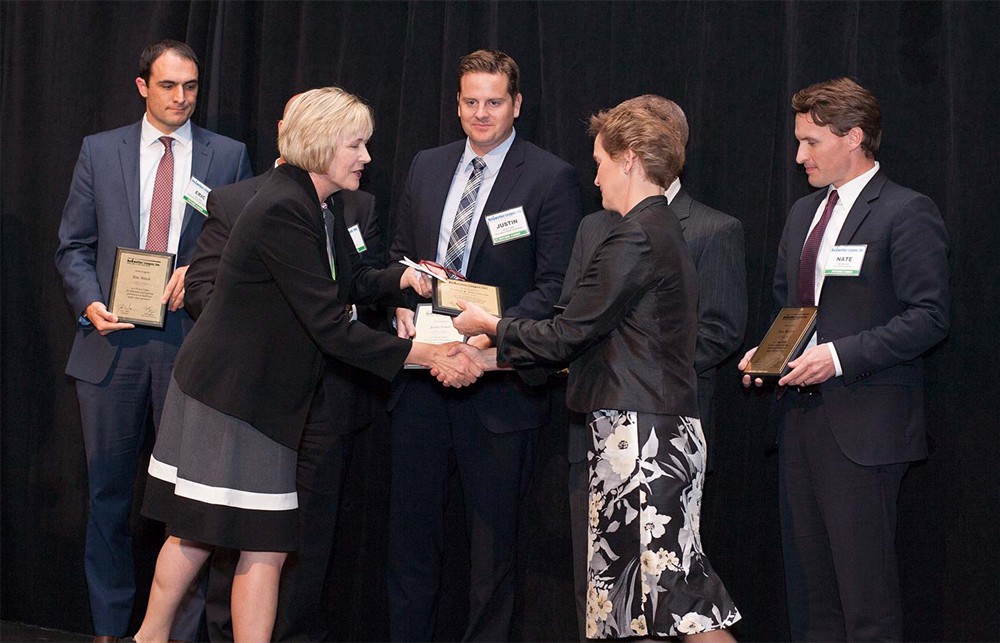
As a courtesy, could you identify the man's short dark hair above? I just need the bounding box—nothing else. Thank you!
[139,40,199,82]
[792,77,882,158]
[458,50,520,99]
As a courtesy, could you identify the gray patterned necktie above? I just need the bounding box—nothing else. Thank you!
[443,156,487,273]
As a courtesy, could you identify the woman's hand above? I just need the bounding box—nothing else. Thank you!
[400,266,433,298]
[452,301,500,337]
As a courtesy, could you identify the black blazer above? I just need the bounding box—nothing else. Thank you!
[174,164,412,449]
[773,170,950,465]
[390,135,582,432]
[185,169,383,435]
[498,196,699,417]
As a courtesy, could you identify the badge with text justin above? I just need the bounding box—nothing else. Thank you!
[348,224,367,253]
[182,176,211,216]
[824,244,867,276]
[108,247,176,329]
[485,206,530,245]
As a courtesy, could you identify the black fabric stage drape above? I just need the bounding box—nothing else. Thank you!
[2,1,998,640]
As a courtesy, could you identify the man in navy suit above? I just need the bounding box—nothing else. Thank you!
[55,40,252,642]
[388,50,582,641]
[740,78,950,640]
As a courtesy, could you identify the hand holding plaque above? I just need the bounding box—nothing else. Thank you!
[741,307,818,379]
[432,278,502,318]
[452,300,501,338]
[107,247,176,328]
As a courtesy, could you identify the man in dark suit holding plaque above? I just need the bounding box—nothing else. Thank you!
[387,50,582,641]
[185,93,382,642]
[739,78,950,640]
[54,40,251,642]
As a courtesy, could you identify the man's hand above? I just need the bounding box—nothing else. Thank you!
[400,266,433,298]
[396,307,416,339]
[453,301,500,337]
[85,301,135,336]
[427,342,484,387]
[778,344,836,388]
[465,334,492,350]
[161,265,188,312]
[738,346,764,388]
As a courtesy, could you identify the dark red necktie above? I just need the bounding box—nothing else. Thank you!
[146,136,174,252]
[797,189,839,306]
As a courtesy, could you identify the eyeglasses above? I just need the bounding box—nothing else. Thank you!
[419,259,466,281]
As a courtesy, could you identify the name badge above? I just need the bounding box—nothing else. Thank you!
[182,177,211,216]
[485,206,530,245]
[347,224,367,253]
[824,244,867,276]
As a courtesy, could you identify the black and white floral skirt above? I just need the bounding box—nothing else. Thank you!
[142,377,299,552]
[585,410,741,638]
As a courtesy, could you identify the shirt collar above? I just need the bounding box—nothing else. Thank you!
[664,177,682,204]
[829,161,880,212]
[141,114,192,149]
[461,128,516,176]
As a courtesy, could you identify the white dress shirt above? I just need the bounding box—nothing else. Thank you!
[138,115,193,254]
[805,161,880,375]
[435,130,517,275]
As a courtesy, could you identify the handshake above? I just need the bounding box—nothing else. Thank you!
[396,302,507,388]
[422,342,500,388]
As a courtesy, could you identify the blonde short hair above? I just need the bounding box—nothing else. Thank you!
[588,95,687,189]
[278,87,374,173]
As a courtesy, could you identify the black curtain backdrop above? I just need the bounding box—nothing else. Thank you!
[3,1,998,641]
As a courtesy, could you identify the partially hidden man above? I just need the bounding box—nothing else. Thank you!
[55,40,252,642]
[739,77,949,641]
[388,50,582,640]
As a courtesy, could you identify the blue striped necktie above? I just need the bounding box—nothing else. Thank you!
[443,156,487,273]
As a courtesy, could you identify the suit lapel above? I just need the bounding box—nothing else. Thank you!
[182,124,214,240]
[468,138,525,266]
[836,170,885,244]
[423,145,464,261]
[119,122,142,244]
[670,187,693,232]
[786,189,828,305]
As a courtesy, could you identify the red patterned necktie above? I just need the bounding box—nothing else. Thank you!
[146,136,174,252]
[796,189,839,306]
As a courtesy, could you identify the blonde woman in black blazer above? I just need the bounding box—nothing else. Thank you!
[133,88,483,643]
[454,96,739,641]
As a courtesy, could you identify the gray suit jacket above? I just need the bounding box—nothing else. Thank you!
[671,187,747,432]
[55,119,252,383]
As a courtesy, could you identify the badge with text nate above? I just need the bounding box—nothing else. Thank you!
[825,244,867,276]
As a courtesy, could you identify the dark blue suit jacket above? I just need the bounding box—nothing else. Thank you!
[55,120,252,383]
[773,170,950,465]
[390,135,582,432]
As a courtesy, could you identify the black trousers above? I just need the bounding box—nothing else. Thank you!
[778,391,908,641]
[205,410,354,642]
[566,416,589,643]
[387,377,535,642]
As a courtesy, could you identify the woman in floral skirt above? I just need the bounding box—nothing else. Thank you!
[454,95,740,640]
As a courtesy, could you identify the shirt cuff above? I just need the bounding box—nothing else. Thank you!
[826,342,843,377]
